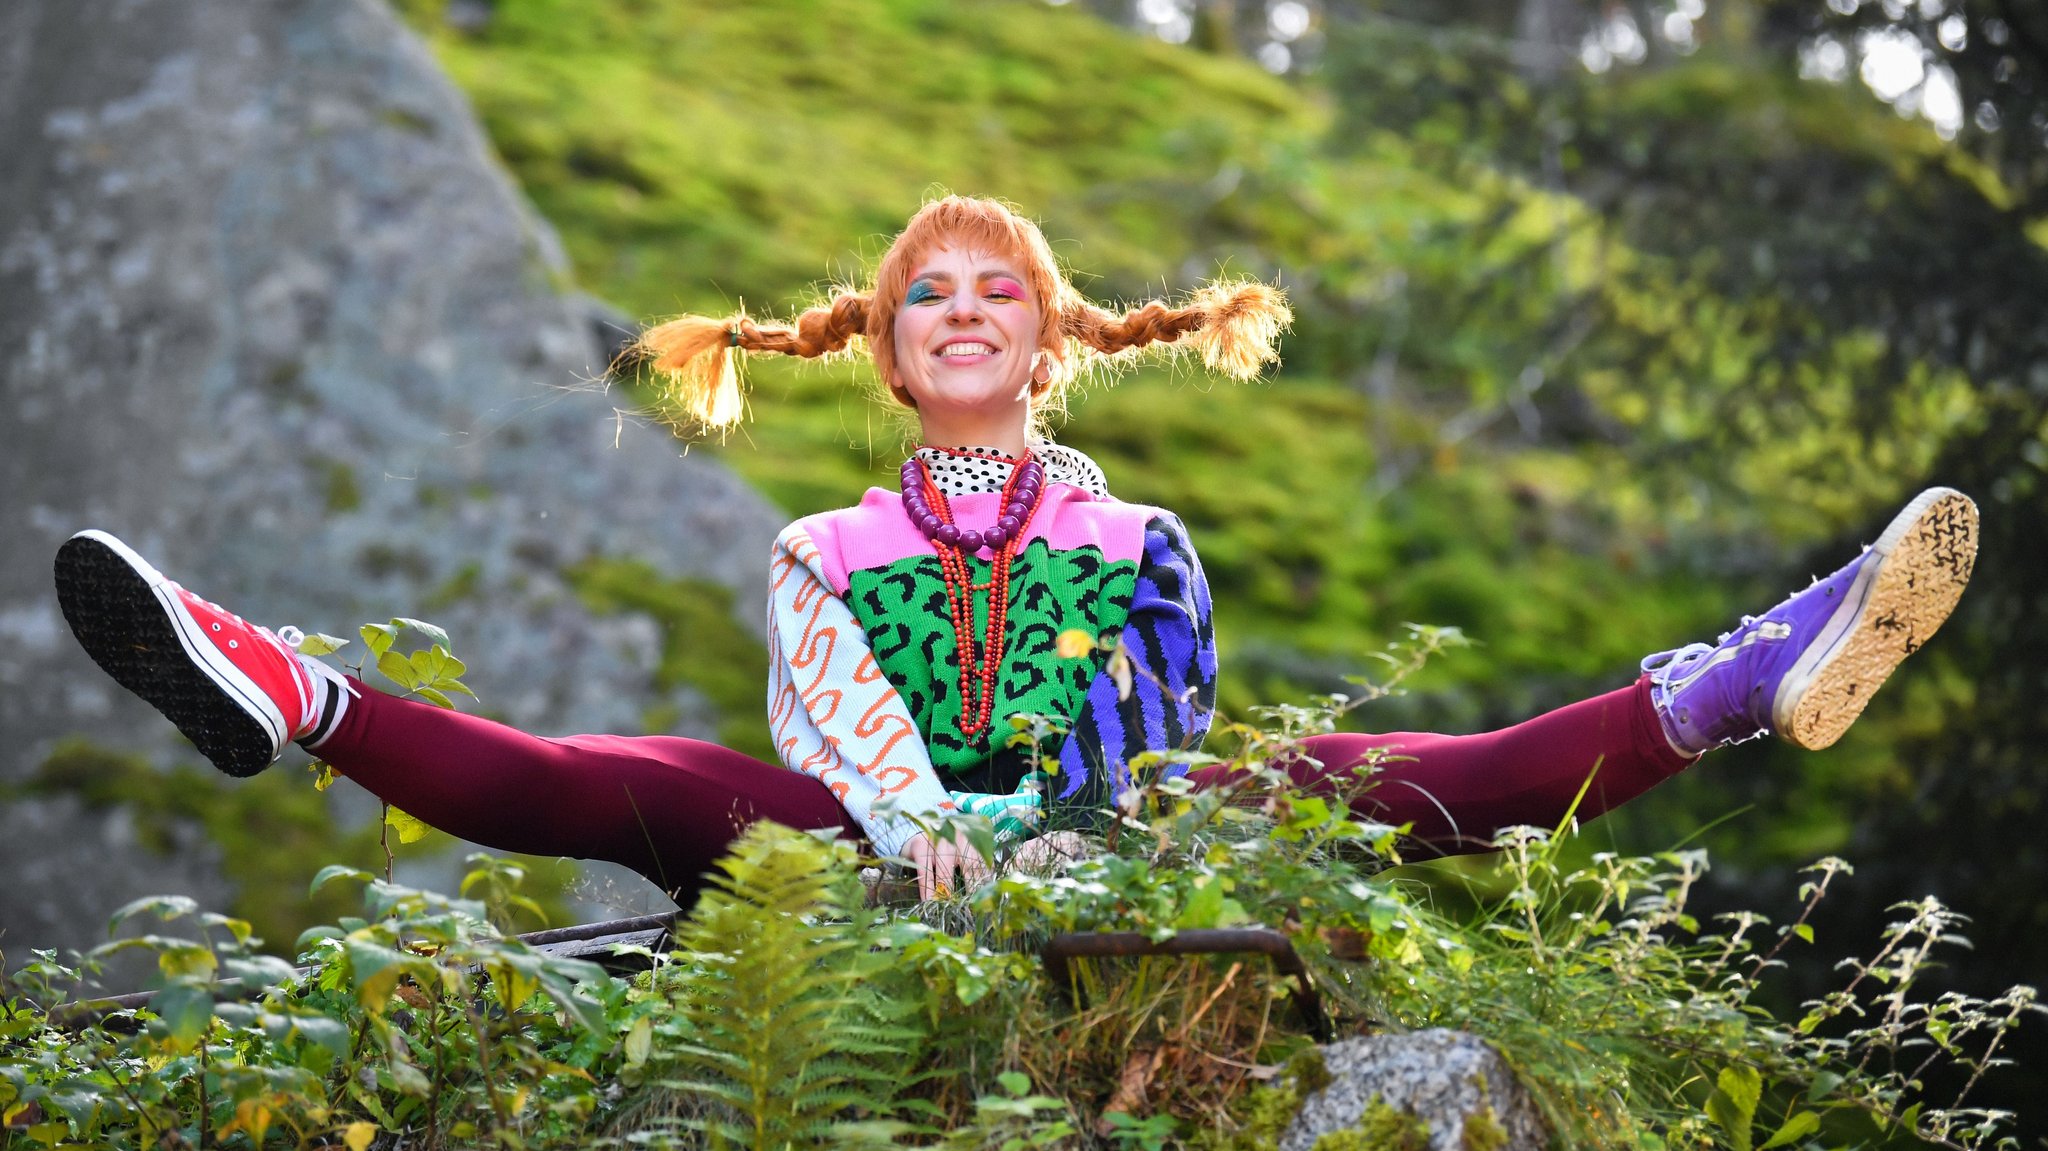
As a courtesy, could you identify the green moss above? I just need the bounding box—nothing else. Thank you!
[317,458,361,514]
[1310,1097,1430,1151]
[1197,1046,1332,1151]
[567,557,774,760]
[1460,1105,1508,1151]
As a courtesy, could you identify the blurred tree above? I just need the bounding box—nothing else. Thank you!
[1316,0,2048,1127]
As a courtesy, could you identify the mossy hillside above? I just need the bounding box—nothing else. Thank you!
[392,0,1761,727]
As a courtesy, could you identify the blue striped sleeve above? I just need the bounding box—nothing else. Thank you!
[1052,512,1217,819]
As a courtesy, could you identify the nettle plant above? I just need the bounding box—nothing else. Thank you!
[0,624,2038,1150]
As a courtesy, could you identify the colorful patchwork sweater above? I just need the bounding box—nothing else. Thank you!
[765,448,1217,856]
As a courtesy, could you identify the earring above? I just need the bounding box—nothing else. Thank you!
[1031,354,1053,386]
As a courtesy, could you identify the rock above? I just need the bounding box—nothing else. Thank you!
[0,0,784,958]
[1280,1030,1549,1151]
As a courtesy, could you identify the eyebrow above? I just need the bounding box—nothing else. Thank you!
[908,269,1028,286]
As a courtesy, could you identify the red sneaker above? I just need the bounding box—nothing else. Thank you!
[55,530,324,776]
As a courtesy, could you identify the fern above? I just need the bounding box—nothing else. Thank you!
[655,822,924,1150]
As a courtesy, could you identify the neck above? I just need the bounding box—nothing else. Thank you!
[915,411,1030,459]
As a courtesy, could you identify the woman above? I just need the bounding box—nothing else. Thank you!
[53,197,1979,902]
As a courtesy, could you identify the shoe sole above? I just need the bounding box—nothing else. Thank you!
[1774,487,1978,750]
[54,531,283,776]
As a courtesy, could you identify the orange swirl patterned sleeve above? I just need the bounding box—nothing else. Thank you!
[766,522,957,857]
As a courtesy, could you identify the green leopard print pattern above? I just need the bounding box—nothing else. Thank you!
[845,540,1137,792]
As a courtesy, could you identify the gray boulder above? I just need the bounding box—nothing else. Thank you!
[1281,1030,1550,1151]
[0,0,782,957]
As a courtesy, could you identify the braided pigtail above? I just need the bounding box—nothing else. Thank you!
[629,292,871,429]
[1063,278,1291,380]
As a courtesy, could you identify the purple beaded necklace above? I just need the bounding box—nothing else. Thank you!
[897,447,1045,554]
[898,446,1048,738]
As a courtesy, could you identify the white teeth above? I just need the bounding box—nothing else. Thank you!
[938,343,996,357]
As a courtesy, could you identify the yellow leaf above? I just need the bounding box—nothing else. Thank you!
[1108,646,1134,701]
[385,806,432,844]
[624,1016,653,1068]
[1055,629,1096,659]
[342,1122,378,1151]
[309,760,337,792]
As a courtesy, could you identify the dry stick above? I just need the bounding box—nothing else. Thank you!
[427,992,445,1150]
[464,996,515,1142]
[197,1036,211,1150]
[80,1045,153,1135]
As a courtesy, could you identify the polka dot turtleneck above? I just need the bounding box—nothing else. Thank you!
[913,441,1110,498]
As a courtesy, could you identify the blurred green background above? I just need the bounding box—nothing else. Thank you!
[130,0,2048,1124]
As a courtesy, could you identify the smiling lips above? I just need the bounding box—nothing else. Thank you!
[935,339,999,362]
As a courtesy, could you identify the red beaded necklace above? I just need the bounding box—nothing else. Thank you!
[906,448,1046,739]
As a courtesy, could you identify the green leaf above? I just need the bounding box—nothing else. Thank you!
[107,894,198,932]
[1178,878,1226,929]
[376,649,417,689]
[292,1015,350,1059]
[409,647,445,681]
[1759,1111,1821,1150]
[624,1016,653,1068]
[360,623,395,659]
[155,941,218,980]
[222,954,299,989]
[394,617,451,649]
[295,632,351,657]
[412,686,454,709]
[310,864,372,896]
[1706,1064,1762,1151]
[150,984,213,1047]
[343,939,415,1010]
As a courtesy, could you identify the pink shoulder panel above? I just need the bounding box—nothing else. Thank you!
[799,485,1156,596]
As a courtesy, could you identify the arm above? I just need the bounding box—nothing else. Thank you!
[766,523,957,858]
[1053,512,1218,815]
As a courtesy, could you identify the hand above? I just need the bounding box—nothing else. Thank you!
[902,827,992,901]
[1004,829,1093,873]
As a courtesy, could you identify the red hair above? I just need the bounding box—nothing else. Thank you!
[629,195,1291,430]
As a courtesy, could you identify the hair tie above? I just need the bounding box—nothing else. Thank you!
[728,327,742,348]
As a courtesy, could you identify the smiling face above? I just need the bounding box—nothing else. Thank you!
[889,246,1046,450]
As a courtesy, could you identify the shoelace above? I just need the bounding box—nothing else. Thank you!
[1639,614,1774,681]
[277,625,362,702]
[1640,641,1717,681]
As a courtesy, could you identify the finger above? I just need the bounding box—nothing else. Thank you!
[904,836,936,901]
[933,842,959,899]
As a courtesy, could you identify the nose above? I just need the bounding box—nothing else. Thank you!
[943,292,985,325]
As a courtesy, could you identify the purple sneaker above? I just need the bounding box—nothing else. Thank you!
[1644,487,1978,755]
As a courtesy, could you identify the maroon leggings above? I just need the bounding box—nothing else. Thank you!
[320,678,1691,900]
